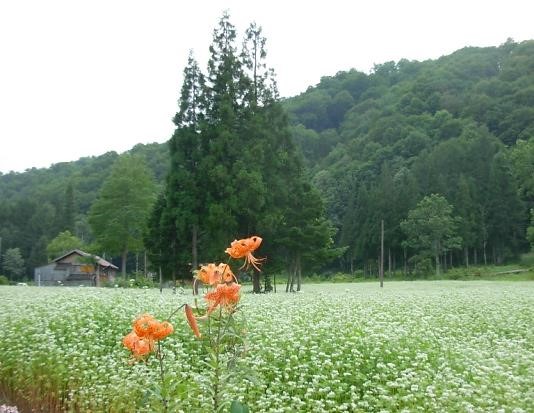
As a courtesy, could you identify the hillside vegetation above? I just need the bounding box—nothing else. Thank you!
[285,39,534,273]
[1,39,533,277]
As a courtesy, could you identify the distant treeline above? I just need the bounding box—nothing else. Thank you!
[1,38,533,278]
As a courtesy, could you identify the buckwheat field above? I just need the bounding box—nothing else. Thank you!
[1,281,532,412]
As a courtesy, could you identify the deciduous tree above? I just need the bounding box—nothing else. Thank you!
[89,155,156,277]
[46,230,84,260]
[3,247,25,281]
[401,194,461,276]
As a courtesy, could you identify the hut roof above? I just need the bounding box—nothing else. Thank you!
[53,249,119,270]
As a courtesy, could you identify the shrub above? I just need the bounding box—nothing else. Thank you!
[407,255,434,278]
[520,252,534,268]
[0,275,9,285]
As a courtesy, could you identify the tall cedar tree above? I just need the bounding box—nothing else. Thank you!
[149,14,336,291]
[171,52,206,281]
[200,13,244,253]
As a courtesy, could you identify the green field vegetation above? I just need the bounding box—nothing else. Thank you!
[1,281,533,412]
[277,258,534,284]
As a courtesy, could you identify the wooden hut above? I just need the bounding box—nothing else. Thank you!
[34,249,118,286]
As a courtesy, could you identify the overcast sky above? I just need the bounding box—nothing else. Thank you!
[1,0,533,173]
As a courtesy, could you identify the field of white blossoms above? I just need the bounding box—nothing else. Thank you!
[1,281,533,412]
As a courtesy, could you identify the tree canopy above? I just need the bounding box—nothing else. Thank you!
[401,194,462,275]
[1,38,534,278]
[46,230,84,260]
[149,13,336,290]
[88,155,156,276]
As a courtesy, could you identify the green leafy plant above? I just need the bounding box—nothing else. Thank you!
[122,236,263,411]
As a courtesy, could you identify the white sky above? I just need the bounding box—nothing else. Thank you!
[1,0,533,173]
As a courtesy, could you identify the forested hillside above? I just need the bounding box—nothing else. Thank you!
[285,39,534,273]
[0,143,168,274]
[1,39,533,278]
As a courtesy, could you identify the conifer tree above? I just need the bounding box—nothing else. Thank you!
[151,51,207,282]
[148,13,337,291]
[61,182,75,233]
[200,12,244,252]
[241,22,278,107]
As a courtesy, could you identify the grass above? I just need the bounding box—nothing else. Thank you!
[291,263,534,284]
[1,281,533,412]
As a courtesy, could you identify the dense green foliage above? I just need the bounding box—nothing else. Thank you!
[0,144,166,278]
[1,38,534,279]
[46,230,84,260]
[285,38,534,272]
[2,248,24,281]
[400,194,462,275]
[89,155,157,276]
[147,14,335,289]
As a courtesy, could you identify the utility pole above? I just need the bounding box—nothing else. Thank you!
[380,220,384,288]
[144,250,147,277]
[159,266,163,294]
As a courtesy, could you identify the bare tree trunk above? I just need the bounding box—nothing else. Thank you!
[388,247,391,277]
[171,241,177,287]
[464,246,469,268]
[483,241,487,266]
[252,270,261,293]
[474,248,478,265]
[380,220,384,288]
[192,225,199,295]
[289,257,296,292]
[159,266,163,294]
[403,247,408,275]
[121,249,128,279]
[191,225,198,270]
[144,250,147,276]
[285,261,292,293]
[296,254,302,292]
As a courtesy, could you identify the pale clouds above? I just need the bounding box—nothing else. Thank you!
[0,0,533,173]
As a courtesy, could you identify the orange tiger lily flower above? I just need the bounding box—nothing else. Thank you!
[122,331,140,351]
[196,263,221,285]
[123,330,153,358]
[204,282,241,314]
[184,304,201,338]
[219,263,236,283]
[196,263,236,285]
[133,314,159,338]
[152,321,174,341]
[132,338,152,358]
[225,236,265,271]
